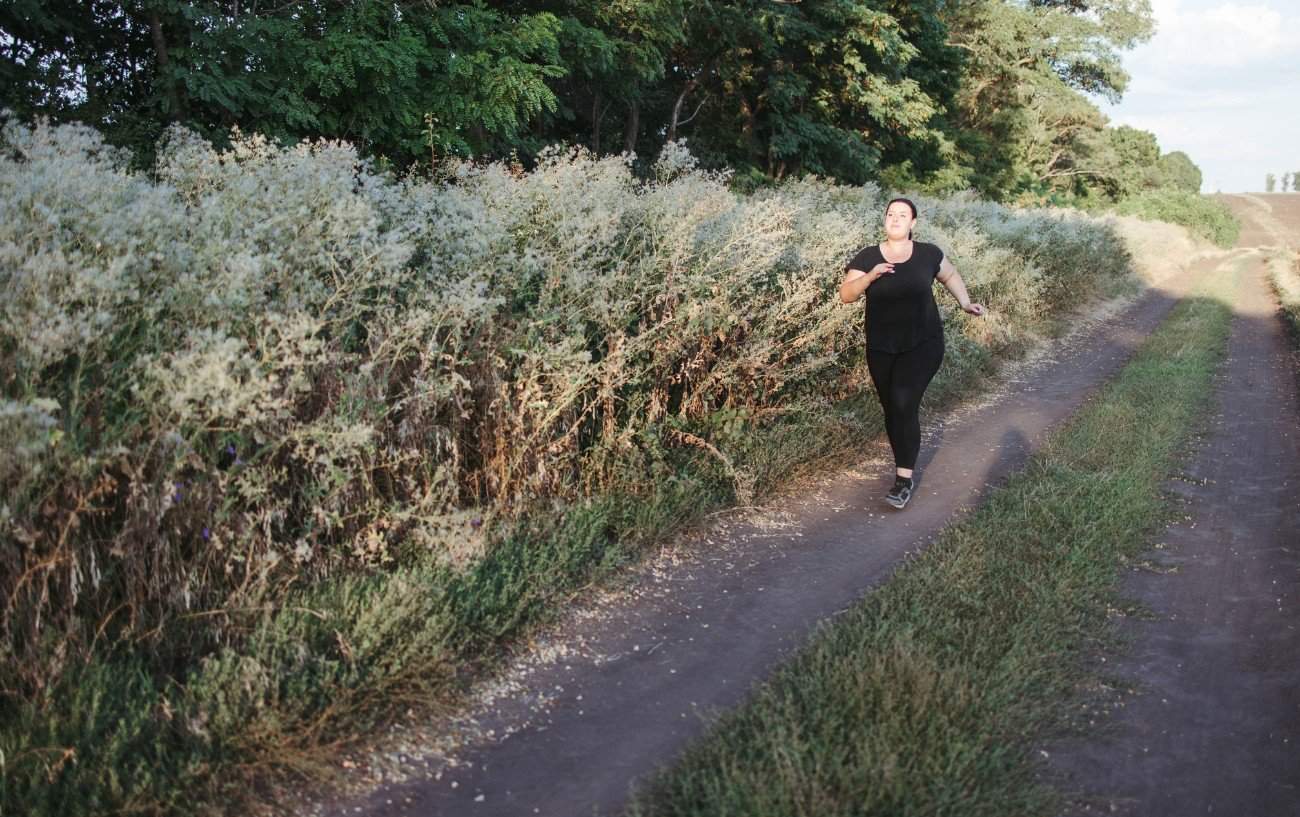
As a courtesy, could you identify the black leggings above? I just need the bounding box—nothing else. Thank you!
[865,333,944,470]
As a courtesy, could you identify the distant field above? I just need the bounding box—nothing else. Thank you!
[1215,194,1300,348]
[1215,193,1300,248]
[1263,194,1300,239]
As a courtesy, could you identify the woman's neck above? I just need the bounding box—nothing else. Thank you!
[882,237,913,257]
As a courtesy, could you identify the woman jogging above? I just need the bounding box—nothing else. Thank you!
[838,197,985,509]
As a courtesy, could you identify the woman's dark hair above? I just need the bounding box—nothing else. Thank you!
[885,197,918,239]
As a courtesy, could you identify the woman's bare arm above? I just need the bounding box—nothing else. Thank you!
[839,261,893,304]
[936,256,983,314]
[839,268,871,303]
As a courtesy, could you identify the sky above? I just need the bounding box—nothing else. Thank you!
[1094,0,1300,193]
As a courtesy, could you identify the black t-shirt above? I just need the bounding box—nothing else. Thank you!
[844,241,945,353]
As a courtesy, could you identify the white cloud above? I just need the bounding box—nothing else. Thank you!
[1135,0,1290,69]
[1096,0,1300,192]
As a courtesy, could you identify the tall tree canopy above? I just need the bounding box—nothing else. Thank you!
[0,0,572,166]
[1,0,1194,203]
[941,0,1157,200]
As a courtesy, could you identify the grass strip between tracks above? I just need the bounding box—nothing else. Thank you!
[624,262,1239,816]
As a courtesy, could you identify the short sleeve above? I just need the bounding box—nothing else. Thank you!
[933,244,944,278]
[844,245,876,274]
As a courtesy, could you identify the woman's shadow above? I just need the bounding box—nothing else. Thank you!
[911,418,1033,502]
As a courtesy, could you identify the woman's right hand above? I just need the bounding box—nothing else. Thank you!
[840,261,895,303]
[868,261,896,280]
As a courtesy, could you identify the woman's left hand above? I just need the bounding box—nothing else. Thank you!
[962,302,985,316]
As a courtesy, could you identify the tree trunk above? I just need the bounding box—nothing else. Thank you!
[739,96,761,166]
[83,56,98,119]
[623,100,640,156]
[148,11,185,120]
[668,78,699,143]
[592,91,602,153]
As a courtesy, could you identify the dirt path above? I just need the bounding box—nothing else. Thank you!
[1042,199,1300,815]
[307,260,1214,817]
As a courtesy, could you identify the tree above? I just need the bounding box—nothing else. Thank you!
[1266,173,1277,192]
[873,0,969,192]
[615,0,956,187]
[942,0,1155,201]
[0,1,161,159]
[1154,151,1202,193]
[0,1,575,169]
[515,0,689,161]
[1105,125,1159,197]
[0,0,1165,197]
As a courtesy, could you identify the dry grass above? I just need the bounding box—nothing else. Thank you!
[1104,214,1222,287]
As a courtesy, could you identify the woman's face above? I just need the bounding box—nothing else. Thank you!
[884,203,916,241]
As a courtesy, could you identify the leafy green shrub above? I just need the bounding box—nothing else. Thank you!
[1111,189,1240,247]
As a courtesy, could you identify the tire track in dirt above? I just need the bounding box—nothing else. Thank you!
[1042,202,1300,816]
[306,258,1221,817]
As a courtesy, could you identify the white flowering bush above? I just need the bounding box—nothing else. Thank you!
[0,113,1136,717]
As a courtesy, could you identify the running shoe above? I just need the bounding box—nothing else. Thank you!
[885,475,914,509]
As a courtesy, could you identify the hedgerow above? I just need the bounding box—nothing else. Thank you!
[0,113,1134,814]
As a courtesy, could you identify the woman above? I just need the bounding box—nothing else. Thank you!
[838,197,985,509]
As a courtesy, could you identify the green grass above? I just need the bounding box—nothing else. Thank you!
[0,480,722,815]
[623,262,1239,816]
[1110,190,1241,248]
